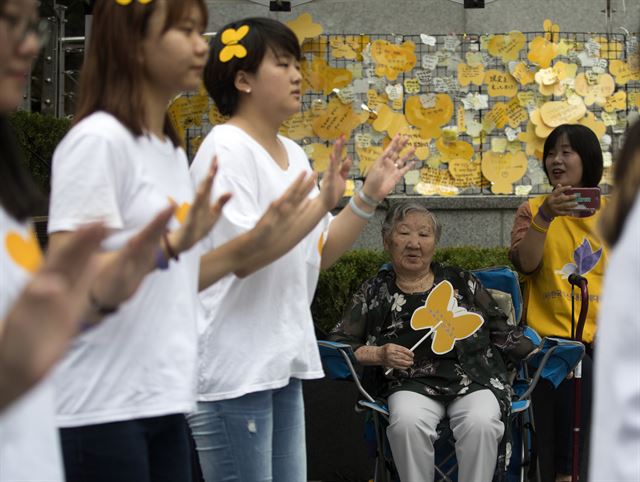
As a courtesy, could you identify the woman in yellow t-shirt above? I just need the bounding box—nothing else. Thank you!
[509,124,607,482]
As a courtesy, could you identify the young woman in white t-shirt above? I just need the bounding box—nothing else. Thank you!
[188,17,415,482]
[46,2,315,481]
[0,1,193,480]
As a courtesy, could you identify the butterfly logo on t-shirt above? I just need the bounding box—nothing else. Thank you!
[554,237,603,280]
[168,197,191,226]
[5,229,43,273]
[410,280,484,355]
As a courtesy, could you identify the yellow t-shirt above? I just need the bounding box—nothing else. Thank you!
[521,195,608,343]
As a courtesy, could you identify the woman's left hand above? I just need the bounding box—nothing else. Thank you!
[361,135,415,201]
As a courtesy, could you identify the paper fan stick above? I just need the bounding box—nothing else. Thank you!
[384,321,442,376]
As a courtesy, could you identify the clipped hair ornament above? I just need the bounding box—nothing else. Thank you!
[115,0,153,5]
[219,26,250,62]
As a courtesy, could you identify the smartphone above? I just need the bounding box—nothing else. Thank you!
[565,187,601,217]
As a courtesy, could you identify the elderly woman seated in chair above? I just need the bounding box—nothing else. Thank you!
[330,202,537,482]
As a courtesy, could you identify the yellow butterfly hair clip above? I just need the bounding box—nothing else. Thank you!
[219,26,250,63]
[115,0,153,5]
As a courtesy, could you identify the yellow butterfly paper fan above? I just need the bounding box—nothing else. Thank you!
[410,280,484,355]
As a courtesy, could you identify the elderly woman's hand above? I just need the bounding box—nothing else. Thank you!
[379,343,414,369]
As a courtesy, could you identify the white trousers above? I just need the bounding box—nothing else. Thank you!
[386,389,504,482]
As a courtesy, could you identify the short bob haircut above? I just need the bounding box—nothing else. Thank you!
[382,202,442,245]
[204,17,301,117]
[542,124,603,188]
[74,0,208,147]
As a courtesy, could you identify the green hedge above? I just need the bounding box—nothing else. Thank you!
[8,111,71,195]
[311,247,511,334]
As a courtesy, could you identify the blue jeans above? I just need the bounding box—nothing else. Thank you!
[187,378,306,482]
[60,414,194,482]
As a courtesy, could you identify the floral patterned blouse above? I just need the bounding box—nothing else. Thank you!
[329,262,537,475]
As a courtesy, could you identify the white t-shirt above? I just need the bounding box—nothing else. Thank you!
[0,207,65,481]
[191,124,330,401]
[589,193,640,482]
[48,112,201,427]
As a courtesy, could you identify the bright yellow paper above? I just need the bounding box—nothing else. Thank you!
[484,70,518,97]
[286,13,323,45]
[487,31,526,62]
[405,94,454,140]
[371,40,417,81]
[481,151,528,194]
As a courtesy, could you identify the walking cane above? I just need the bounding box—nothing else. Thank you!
[567,273,589,482]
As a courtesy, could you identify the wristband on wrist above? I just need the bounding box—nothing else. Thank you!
[356,189,380,208]
[155,246,169,270]
[88,291,119,316]
[349,196,375,220]
[537,206,554,223]
[162,232,179,261]
[530,219,549,234]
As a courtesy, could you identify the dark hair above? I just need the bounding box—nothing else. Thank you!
[0,116,44,221]
[382,202,442,244]
[204,17,301,117]
[600,120,640,246]
[74,0,208,146]
[542,124,603,187]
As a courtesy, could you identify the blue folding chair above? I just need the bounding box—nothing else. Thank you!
[318,266,586,482]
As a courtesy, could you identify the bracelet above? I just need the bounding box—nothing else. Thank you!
[348,196,375,220]
[530,219,549,234]
[537,206,554,223]
[155,246,169,270]
[162,232,179,261]
[356,189,381,208]
[89,291,119,316]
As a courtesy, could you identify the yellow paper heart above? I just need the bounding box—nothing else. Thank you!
[448,158,483,187]
[405,94,454,140]
[603,90,626,113]
[301,57,353,96]
[410,280,484,355]
[5,229,43,273]
[286,13,323,45]
[371,40,417,81]
[457,63,485,87]
[487,31,526,62]
[609,59,640,85]
[574,73,615,106]
[372,104,409,137]
[312,97,367,140]
[484,70,518,97]
[481,151,528,194]
[539,98,587,128]
[436,138,474,160]
[527,36,559,68]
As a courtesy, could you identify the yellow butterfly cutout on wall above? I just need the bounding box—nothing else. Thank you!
[409,280,484,355]
[574,73,615,106]
[286,13,323,46]
[312,97,367,140]
[330,35,369,60]
[219,26,249,63]
[371,104,409,137]
[543,19,560,43]
[527,36,559,68]
[370,40,417,81]
[405,94,454,140]
[603,91,626,113]
[5,228,43,273]
[301,57,352,96]
[481,151,528,194]
[486,31,526,62]
[609,59,640,85]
